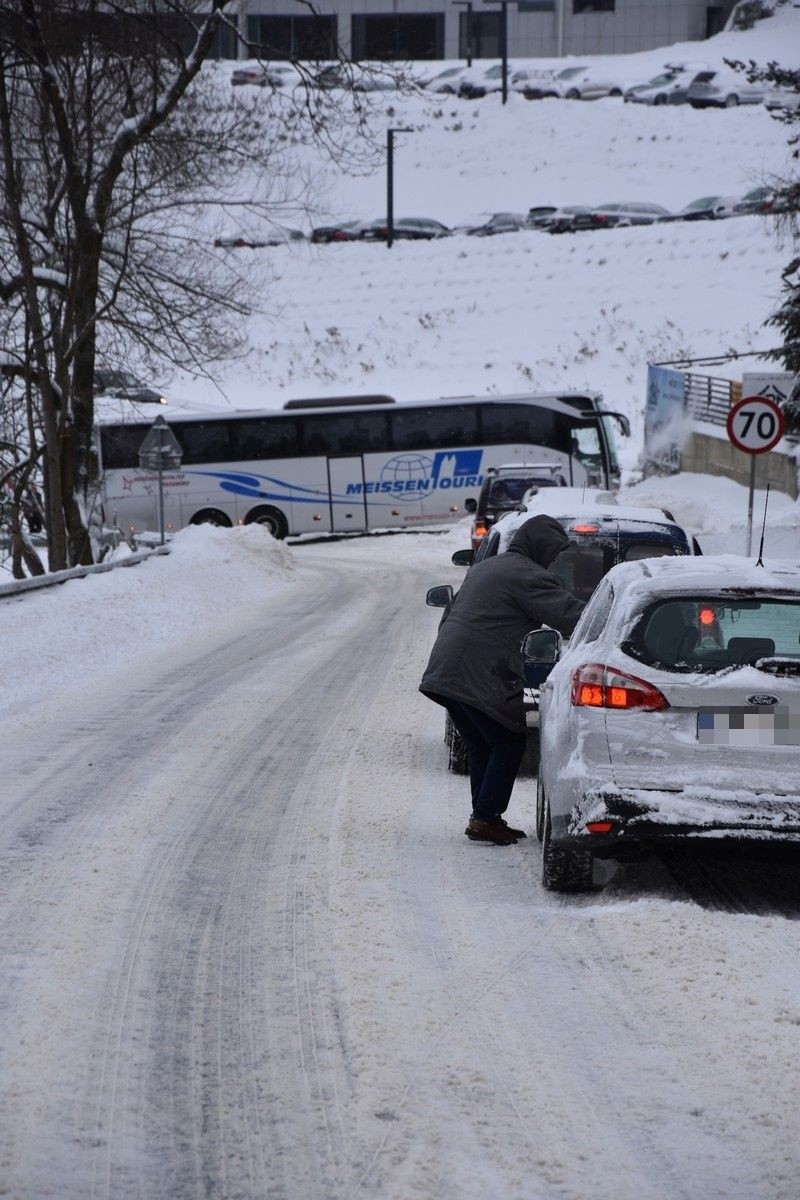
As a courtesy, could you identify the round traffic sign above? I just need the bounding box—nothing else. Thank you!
[726,395,785,455]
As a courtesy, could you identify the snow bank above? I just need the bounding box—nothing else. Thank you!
[0,524,297,726]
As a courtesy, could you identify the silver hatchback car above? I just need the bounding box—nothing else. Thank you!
[534,555,800,891]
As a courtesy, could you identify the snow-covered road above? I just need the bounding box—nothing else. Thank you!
[2,534,800,1200]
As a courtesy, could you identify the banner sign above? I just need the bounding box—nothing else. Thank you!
[644,365,687,470]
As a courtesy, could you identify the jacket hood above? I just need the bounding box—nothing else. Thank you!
[506,515,570,568]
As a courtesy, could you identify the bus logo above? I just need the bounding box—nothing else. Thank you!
[351,449,483,502]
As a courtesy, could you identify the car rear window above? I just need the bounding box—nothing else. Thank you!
[551,545,606,601]
[626,597,800,672]
[487,477,552,507]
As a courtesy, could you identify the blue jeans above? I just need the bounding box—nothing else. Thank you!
[446,700,527,822]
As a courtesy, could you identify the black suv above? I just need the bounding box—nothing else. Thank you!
[466,463,566,550]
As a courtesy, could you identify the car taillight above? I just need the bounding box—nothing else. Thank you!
[571,663,668,711]
[595,214,609,223]
[473,520,489,539]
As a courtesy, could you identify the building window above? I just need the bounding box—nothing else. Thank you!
[517,1,555,11]
[209,19,238,59]
[247,14,337,61]
[572,0,615,11]
[458,11,502,58]
[351,14,444,60]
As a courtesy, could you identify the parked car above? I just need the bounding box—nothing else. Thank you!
[231,64,301,89]
[526,205,559,228]
[214,226,305,248]
[591,202,672,226]
[732,185,777,215]
[764,87,800,114]
[310,220,368,243]
[463,212,527,237]
[465,462,567,551]
[534,555,800,891]
[435,493,698,773]
[624,65,708,106]
[548,65,627,101]
[424,66,470,94]
[458,62,518,99]
[362,218,451,241]
[688,69,767,108]
[511,67,556,95]
[93,368,166,405]
[541,206,616,234]
[667,195,738,221]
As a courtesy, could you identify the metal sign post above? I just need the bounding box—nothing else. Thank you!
[138,415,183,545]
[386,127,414,250]
[725,395,785,555]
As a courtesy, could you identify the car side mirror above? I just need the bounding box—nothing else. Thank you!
[426,584,454,607]
[522,628,562,663]
[451,549,474,567]
[692,536,703,556]
[464,497,477,514]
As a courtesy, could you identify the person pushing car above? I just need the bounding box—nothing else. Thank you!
[420,515,585,845]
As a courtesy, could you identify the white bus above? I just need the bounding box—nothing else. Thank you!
[96,392,627,539]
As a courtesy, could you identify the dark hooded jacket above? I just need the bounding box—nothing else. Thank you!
[419,515,585,733]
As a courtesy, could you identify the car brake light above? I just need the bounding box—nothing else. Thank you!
[573,523,599,533]
[571,664,669,711]
[698,607,716,627]
[473,520,489,538]
[586,820,614,834]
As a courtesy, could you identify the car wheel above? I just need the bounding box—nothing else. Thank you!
[724,94,739,108]
[245,505,288,539]
[609,88,622,97]
[445,713,469,775]
[565,89,580,100]
[654,94,667,106]
[189,508,232,528]
[541,799,594,892]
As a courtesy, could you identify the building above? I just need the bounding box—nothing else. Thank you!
[226,0,737,62]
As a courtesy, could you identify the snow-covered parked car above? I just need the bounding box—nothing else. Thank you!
[688,69,767,108]
[433,491,698,773]
[534,555,800,892]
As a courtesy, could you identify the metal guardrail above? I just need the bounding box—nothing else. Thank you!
[0,544,170,599]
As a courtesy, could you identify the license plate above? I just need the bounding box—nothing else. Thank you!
[698,708,800,747]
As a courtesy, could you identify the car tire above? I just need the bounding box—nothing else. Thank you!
[541,799,594,892]
[245,505,288,539]
[565,89,580,100]
[654,94,667,106]
[609,88,622,97]
[445,713,469,775]
[189,508,232,528]
[724,94,739,108]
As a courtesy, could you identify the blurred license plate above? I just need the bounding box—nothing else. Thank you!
[698,708,800,746]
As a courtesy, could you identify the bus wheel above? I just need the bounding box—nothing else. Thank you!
[245,505,287,540]
[190,508,232,528]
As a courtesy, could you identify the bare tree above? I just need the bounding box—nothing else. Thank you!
[0,0,384,573]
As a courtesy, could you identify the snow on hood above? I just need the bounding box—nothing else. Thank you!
[507,515,570,568]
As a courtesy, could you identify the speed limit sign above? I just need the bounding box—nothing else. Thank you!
[726,395,785,455]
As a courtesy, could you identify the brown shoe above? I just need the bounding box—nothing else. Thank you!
[465,817,518,845]
[500,818,527,839]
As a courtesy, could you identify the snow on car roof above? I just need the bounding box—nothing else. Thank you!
[605,554,800,601]
[494,492,681,549]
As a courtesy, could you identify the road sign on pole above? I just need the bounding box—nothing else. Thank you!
[725,395,785,555]
[138,416,183,545]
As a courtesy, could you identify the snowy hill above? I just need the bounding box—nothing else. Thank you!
[170,4,799,475]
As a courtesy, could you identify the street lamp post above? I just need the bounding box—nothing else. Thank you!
[453,0,475,67]
[386,126,413,249]
[483,0,510,104]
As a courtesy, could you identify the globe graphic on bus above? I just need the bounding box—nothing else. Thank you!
[379,453,433,501]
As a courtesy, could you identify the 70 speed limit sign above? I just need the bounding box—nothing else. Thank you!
[726,395,785,455]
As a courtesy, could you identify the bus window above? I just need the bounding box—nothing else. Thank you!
[173,420,233,464]
[300,411,390,455]
[390,404,479,451]
[480,403,568,453]
[234,417,300,460]
[100,424,150,470]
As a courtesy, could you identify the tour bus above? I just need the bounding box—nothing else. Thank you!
[96,392,627,539]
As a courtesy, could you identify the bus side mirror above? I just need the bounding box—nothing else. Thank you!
[451,549,474,567]
[426,584,454,607]
[464,497,477,514]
